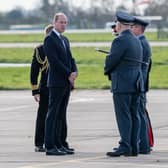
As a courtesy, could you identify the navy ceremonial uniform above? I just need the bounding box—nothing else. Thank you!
[44,30,77,150]
[30,44,49,148]
[105,11,144,156]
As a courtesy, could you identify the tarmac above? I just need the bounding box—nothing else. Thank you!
[0,90,167,168]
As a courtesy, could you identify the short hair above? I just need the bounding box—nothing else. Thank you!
[44,24,53,34]
[53,12,67,23]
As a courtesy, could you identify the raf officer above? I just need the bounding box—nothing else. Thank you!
[30,24,53,152]
[104,10,144,157]
[44,12,78,155]
[131,17,152,154]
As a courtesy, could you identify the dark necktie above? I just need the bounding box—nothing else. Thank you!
[60,35,68,60]
[60,35,66,51]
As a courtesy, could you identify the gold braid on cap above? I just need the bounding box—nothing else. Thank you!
[35,47,49,72]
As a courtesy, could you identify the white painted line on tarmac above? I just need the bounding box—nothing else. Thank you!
[70,97,112,103]
[71,98,95,103]
[0,105,31,112]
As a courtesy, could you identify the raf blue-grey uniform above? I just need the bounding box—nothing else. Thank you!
[104,11,144,156]
[134,17,152,154]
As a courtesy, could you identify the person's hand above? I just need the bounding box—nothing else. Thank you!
[34,94,40,102]
[68,72,77,83]
[68,75,74,86]
[68,72,78,89]
[71,72,78,79]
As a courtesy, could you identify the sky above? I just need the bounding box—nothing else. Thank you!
[0,0,40,12]
[0,0,148,14]
[0,0,95,12]
[0,0,123,12]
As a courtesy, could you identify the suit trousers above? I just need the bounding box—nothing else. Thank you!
[34,90,48,147]
[113,93,141,154]
[44,85,71,149]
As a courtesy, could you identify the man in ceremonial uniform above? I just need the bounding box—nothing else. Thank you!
[30,24,53,152]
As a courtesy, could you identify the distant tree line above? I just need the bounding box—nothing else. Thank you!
[0,0,167,29]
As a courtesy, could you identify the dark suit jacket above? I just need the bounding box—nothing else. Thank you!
[104,29,144,93]
[30,44,48,95]
[138,35,152,91]
[44,31,77,87]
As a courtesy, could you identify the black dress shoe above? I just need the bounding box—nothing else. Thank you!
[64,146,75,152]
[111,148,138,157]
[106,150,131,157]
[113,147,118,151]
[59,146,74,155]
[35,146,45,152]
[139,150,151,154]
[46,148,66,156]
[131,153,138,156]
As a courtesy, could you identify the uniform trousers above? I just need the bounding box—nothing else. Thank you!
[35,90,48,147]
[113,93,141,154]
[139,93,150,152]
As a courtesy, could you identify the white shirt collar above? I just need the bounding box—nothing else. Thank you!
[52,28,61,37]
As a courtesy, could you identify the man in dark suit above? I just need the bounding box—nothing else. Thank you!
[30,24,53,152]
[131,17,152,154]
[104,10,144,157]
[44,12,78,155]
